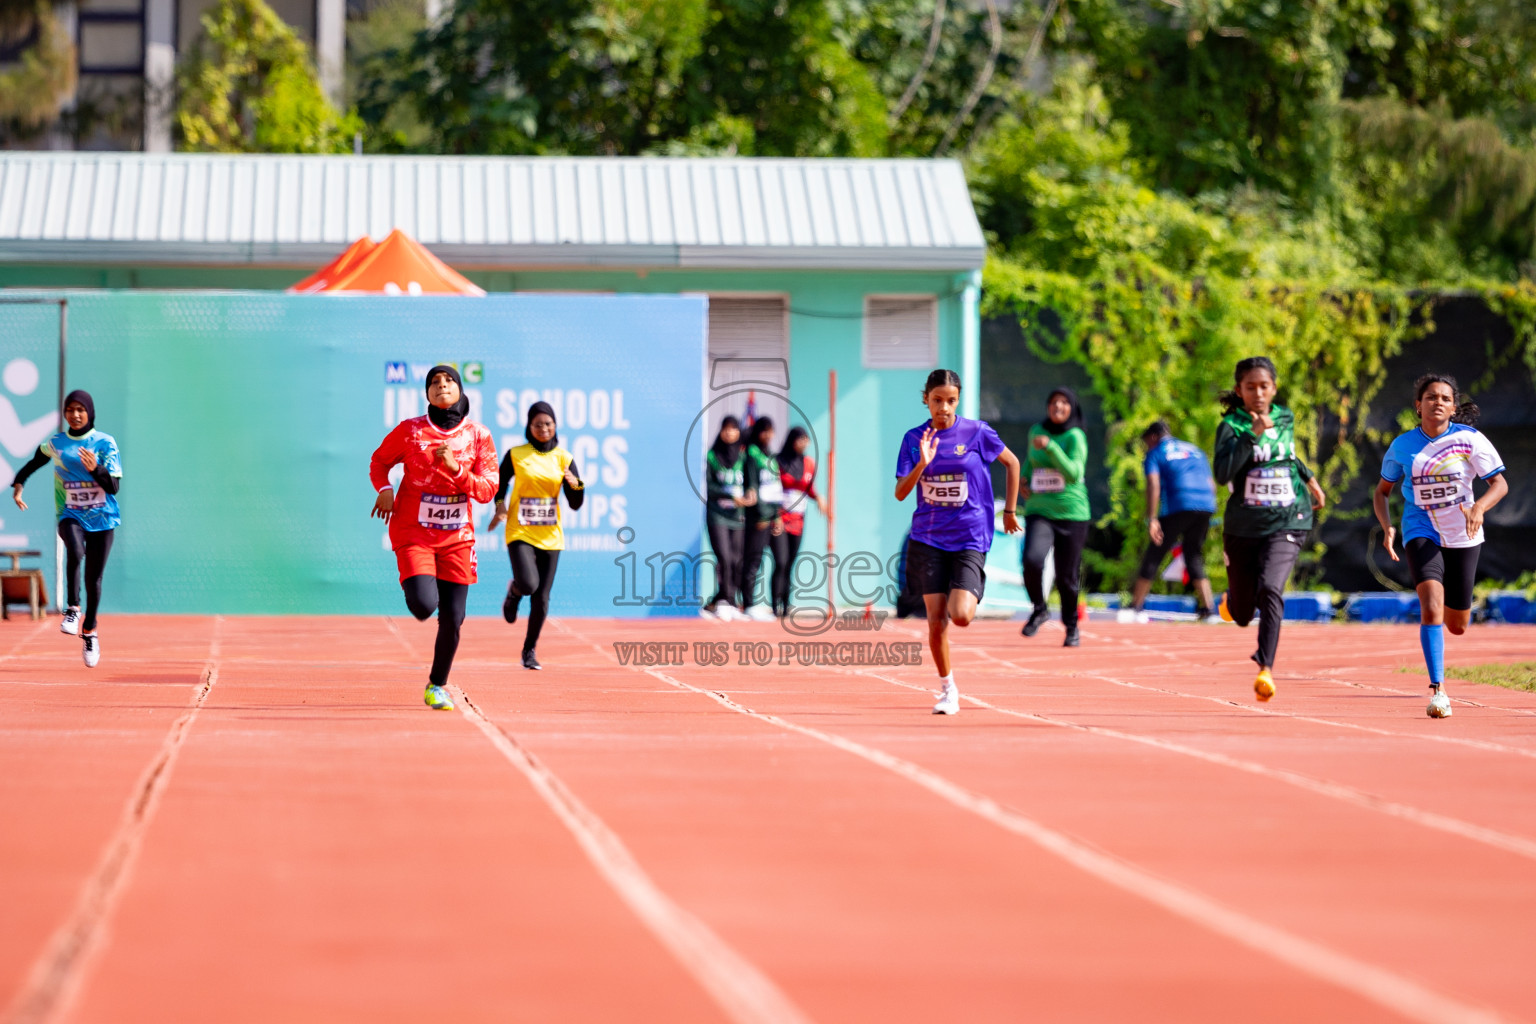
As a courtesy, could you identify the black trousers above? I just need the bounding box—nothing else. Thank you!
[742,520,774,610]
[509,540,560,653]
[402,575,468,687]
[1024,515,1090,625]
[59,520,114,632]
[1223,532,1304,668]
[771,531,801,617]
[707,520,745,608]
[1137,510,1212,584]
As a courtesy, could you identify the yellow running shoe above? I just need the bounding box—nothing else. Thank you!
[424,684,455,710]
[1254,668,1275,702]
[1218,593,1234,623]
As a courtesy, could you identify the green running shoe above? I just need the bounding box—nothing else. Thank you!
[423,684,455,710]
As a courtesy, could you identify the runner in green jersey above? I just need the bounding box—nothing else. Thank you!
[1212,356,1326,702]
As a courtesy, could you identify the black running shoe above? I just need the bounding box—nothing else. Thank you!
[522,649,541,670]
[1021,607,1050,637]
[503,585,521,624]
[1063,627,1080,648]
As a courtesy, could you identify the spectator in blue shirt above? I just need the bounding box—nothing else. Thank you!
[1132,421,1218,619]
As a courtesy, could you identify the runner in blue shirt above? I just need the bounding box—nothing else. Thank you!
[895,369,1021,715]
[1131,421,1218,619]
[11,390,121,667]
[1373,374,1508,719]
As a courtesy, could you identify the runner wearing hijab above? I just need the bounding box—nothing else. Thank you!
[11,390,121,667]
[704,415,750,620]
[1374,374,1507,718]
[896,369,1022,715]
[774,426,825,618]
[1213,356,1326,702]
[741,417,783,622]
[1019,387,1091,647]
[489,400,584,670]
[369,365,498,710]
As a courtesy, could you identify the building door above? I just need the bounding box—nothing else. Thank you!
[706,295,789,439]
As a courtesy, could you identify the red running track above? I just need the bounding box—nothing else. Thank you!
[2,613,1535,1023]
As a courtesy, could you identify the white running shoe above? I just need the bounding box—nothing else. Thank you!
[717,605,744,622]
[699,607,719,621]
[60,608,80,635]
[746,605,776,622]
[1427,688,1453,719]
[933,681,959,715]
[82,633,100,668]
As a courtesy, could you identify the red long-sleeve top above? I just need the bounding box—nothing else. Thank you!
[369,415,499,549]
[779,456,819,537]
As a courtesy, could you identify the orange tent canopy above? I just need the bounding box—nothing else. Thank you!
[287,230,486,295]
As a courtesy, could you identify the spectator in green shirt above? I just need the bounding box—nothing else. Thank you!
[742,417,785,621]
[1020,387,1091,647]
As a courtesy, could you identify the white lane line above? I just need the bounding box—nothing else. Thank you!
[640,666,1511,1024]
[852,664,1536,864]
[452,686,814,1024]
[1058,663,1536,763]
[4,619,224,1024]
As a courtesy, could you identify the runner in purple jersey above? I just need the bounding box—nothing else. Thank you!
[895,369,1022,715]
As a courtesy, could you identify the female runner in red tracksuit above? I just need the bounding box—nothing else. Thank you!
[773,426,825,618]
[369,365,499,710]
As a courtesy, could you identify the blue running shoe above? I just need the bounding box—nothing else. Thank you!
[424,684,455,710]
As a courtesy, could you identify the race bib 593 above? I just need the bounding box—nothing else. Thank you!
[1411,474,1470,511]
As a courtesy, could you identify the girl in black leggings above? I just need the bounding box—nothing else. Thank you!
[491,401,584,669]
[12,390,121,667]
[704,416,750,619]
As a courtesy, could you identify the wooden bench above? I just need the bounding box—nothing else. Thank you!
[0,549,48,622]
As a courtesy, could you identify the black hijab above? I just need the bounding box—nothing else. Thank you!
[63,390,95,437]
[524,400,559,453]
[778,426,809,480]
[711,415,744,466]
[425,365,470,431]
[1041,386,1084,436]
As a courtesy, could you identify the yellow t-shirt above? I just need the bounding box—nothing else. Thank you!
[503,444,576,550]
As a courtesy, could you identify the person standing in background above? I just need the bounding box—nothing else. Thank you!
[741,417,783,622]
[703,415,751,621]
[1130,420,1218,620]
[1019,387,1091,647]
[774,426,825,619]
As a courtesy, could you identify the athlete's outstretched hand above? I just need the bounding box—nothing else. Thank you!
[563,467,581,488]
[918,427,939,468]
[1032,434,1049,450]
[1306,478,1326,511]
[1381,525,1399,562]
[11,484,25,511]
[78,449,98,472]
[371,489,394,522]
[434,442,460,474]
[488,502,507,531]
[1148,518,1164,546]
[1002,510,1021,535]
[1250,410,1274,435]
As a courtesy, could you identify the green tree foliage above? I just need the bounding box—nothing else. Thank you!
[356,0,889,155]
[176,0,361,153]
[0,0,75,136]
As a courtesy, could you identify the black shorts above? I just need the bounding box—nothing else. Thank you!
[1405,538,1480,612]
[906,539,986,601]
[1136,509,1212,581]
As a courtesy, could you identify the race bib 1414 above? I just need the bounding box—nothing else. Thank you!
[418,493,468,530]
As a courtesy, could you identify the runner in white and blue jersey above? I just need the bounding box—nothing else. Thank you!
[1373,374,1508,719]
[11,391,121,667]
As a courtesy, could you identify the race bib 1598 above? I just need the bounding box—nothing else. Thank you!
[921,474,969,507]
[518,496,558,526]
[417,493,468,530]
[1411,474,1470,511]
[1030,468,1065,494]
[1243,467,1295,508]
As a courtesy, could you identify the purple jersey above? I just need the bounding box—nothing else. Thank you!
[896,417,1006,552]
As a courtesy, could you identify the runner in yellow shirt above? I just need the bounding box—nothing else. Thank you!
[489,401,584,670]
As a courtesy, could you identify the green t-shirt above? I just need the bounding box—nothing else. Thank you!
[1022,424,1090,521]
[1213,404,1316,538]
[706,449,745,527]
[744,444,782,521]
